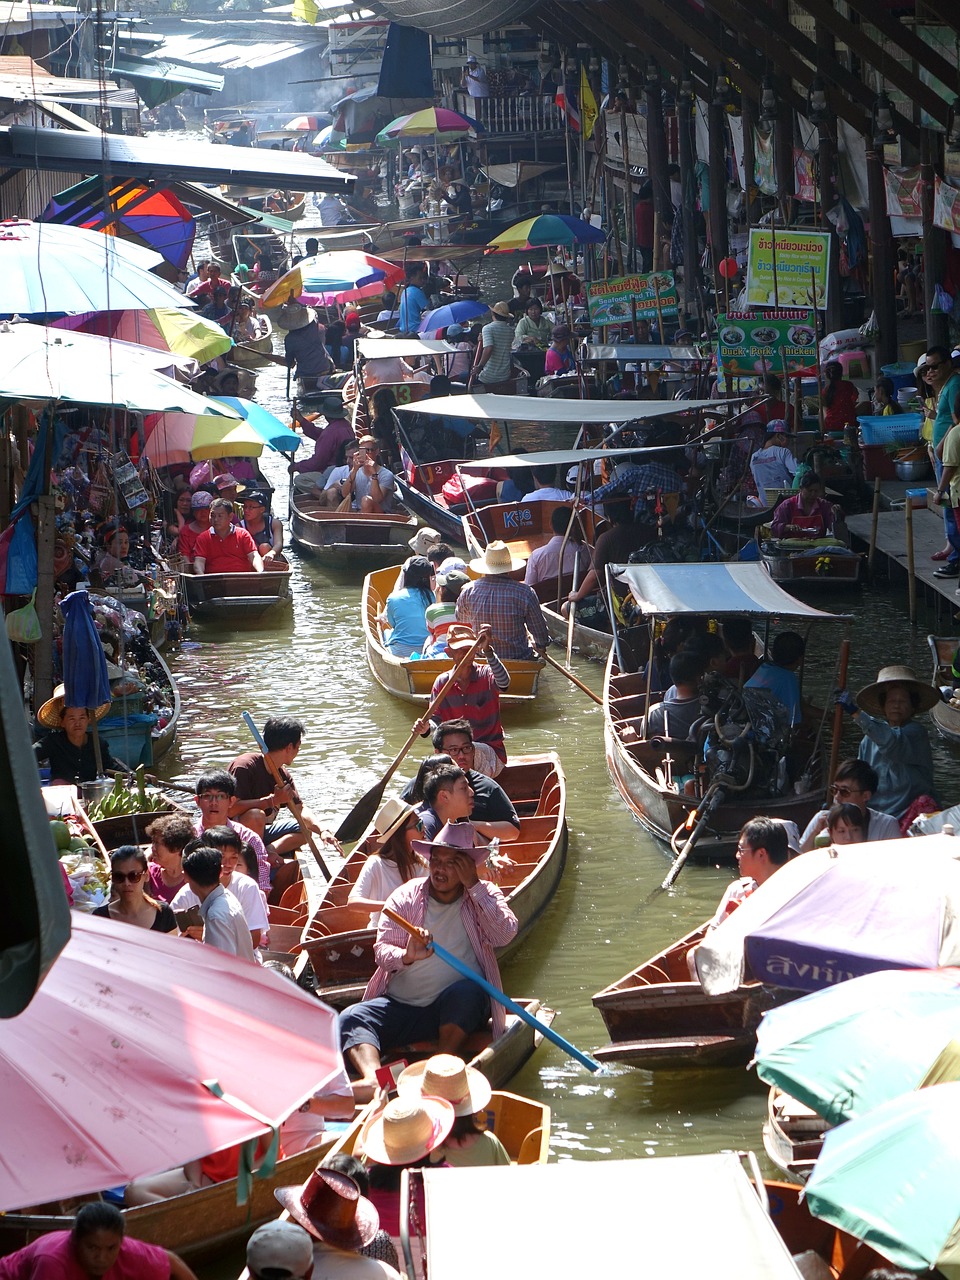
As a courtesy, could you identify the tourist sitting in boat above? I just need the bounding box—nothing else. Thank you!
[339,820,519,1100]
[94,846,177,934]
[683,630,728,676]
[749,421,798,496]
[543,324,576,377]
[432,716,503,782]
[835,664,939,825]
[189,259,224,302]
[456,541,549,661]
[348,798,425,927]
[282,301,336,394]
[412,764,476,840]
[770,472,841,540]
[721,617,761,683]
[822,801,869,845]
[146,812,194,903]
[408,755,520,843]
[423,569,470,657]
[193,499,263,575]
[165,488,194,548]
[0,1202,199,1280]
[177,490,213,567]
[241,488,284,565]
[525,463,575,502]
[245,1222,314,1280]
[745,631,806,726]
[354,1097,454,1241]
[444,323,476,383]
[308,437,361,508]
[341,435,396,514]
[707,816,792,929]
[642,651,706,741]
[275,1168,398,1280]
[525,505,591,587]
[565,500,651,634]
[797,759,902,850]
[396,1054,510,1166]
[380,555,434,657]
[193,768,270,892]
[292,391,354,481]
[292,236,320,266]
[173,827,268,949]
[34,686,123,785]
[179,845,257,962]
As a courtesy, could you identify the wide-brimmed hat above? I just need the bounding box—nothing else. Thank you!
[490,301,512,319]
[278,300,315,331]
[321,391,344,417]
[359,1095,455,1166]
[373,796,416,845]
[38,683,111,729]
[412,819,489,863]
[469,539,525,575]
[246,1221,314,1279]
[445,623,479,653]
[274,1168,379,1249]
[409,526,442,556]
[397,1053,492,1117]
[855,665,939,718]
[190,490,214,509]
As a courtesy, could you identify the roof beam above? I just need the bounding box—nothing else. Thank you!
[583,4,714,97]
[840,0,958,93]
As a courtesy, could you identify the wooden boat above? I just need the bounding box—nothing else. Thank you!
[179,568,292,623]
[394,457,471,546]
[592,922,792,1070]
[763,1085,827,1183]
[298,753,567,1006]
[928,634,960,744]
[761,537,863,591]
[229,316,275,369]
[603,562,845,862]
[93,807,176,851]
[148,643,180,763]
[362,564,545,704]
[289,488,417,569]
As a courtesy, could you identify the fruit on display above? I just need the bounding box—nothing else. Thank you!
[85,766,168,820]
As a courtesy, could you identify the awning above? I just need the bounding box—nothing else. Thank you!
[419,1155,805,1279]
[483,161,562,188]
[460,445,692,469]
[0,56,137,109]
[358,337,455,360]
[583,344,707,363]
[395,394,726,424]
[613,562,847,620]
[0,126,355,193]
[107,55,225,108]
[140,32,323,71]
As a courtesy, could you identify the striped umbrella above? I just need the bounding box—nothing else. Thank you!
[376,107,484,142]
[487,213,606,251]
[261,251,404,308]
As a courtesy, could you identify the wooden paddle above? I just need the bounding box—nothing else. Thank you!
[334,634,487,843]
[382,906,603,1073]
[565,558,580,668]
[242,712,332,880]
[539,647,602,706]
[826,638,851,803]
[235,343,289,368]
[658,779,728,893]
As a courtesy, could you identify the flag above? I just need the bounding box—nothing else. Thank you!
[579,65,598,140]
[555,75,581,133]
[292,0,318,22]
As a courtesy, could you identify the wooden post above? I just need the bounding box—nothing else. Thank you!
[812,267,826,435]
[707,99,730,267]
[921,129,950,349]
[865,141,898,367]
[652,274,667,345]
[646,68,670,256]
[741,93,757,227]
[906,498,917,625]
[677,91,699,321]
[868,476,881,574]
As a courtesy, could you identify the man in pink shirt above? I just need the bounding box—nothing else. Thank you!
[193,498,262,574]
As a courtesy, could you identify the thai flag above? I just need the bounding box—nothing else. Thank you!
[555,75,581,133]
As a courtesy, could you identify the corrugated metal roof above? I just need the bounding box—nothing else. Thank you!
[0,58,137,108]
[0,3,80,33]
[143,33,323,71]
[109,55,225,95]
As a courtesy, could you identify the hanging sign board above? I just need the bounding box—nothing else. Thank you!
[716,309,817,378]
[585,271,679,325]
[745,228,831,309]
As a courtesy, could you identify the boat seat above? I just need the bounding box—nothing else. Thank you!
[304,903,373,937]
[516,1127,546,1165]
[611,693,651,720]
[535,783,562,816]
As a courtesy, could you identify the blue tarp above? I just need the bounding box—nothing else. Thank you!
[377,23,433,99]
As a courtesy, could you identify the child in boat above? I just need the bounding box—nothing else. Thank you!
[396,1054,511,1168]
[423,569,470,657]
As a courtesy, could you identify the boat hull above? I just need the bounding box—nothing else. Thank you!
[762,549,862,591]
[290,494,417,568]
[395,474,465,545]
[179,569,292,623]
[928,635,960,743]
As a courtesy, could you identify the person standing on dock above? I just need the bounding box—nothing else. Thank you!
[461,53,489,98]
[927,347,960,577]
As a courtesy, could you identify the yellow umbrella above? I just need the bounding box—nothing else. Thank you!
[190,415,265,461]
[261,266,304,310]
[148,308,234,364]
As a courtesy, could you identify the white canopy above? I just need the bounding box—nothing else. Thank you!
[460,444,691,469]
[357,337,456,360]
[614,562,847,620]
[395,394,727,423]
[582,343,707,362]
[417,1155,804,1279]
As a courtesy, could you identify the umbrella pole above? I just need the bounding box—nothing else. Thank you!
[89,711,105,777]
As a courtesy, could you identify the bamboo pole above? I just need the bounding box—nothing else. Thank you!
[906,498,917,624]
[867,476,882,574]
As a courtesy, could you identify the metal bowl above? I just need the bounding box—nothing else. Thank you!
[894,458,931,482]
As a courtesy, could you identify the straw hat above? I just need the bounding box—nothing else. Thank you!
[411,818,489,863]
[278,300,315,331]
[38,683,111,730]
[490,301,512,319]
[408,526,442,556]
[397,1053,492,1117]
[373,796,416,845]
[469,539,526,575]
[274,1168,379,1249]
[445,623,480,653]
[359,1095,454,1166]
[855,665,939,718]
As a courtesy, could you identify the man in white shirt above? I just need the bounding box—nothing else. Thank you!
[182,846,257,962]
[524,463,575,502]
[524,505,591,587]
[461,53,489,99]
[173,826,268,948]
[749,420,798,497]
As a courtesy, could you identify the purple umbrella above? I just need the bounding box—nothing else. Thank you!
[60,591,112,775]
[418,300,490,334]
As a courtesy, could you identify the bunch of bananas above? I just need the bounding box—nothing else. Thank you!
[87,766,168,820]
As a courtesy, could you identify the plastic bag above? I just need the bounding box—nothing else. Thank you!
[5,516,37,595]
[5,589,41,643]
[932,284,953,315]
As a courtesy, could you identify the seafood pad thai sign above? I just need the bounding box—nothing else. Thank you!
[717,309,816,377]
[585,271,679,325]
[745,229,832,309]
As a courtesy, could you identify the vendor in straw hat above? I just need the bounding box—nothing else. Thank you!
[339,821,518,1102]
[396,1053,510,1167]
[455,542,549,661]
[472,302,516,391]
[274,1167,400,1279]
[34,686,123,785]
[281,300,335,394]
[835,664,939,825]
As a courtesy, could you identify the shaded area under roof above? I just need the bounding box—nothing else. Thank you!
[369,0,538,37]
[0,127,355,193]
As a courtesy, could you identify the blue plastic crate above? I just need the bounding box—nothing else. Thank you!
[857,413,923,446]
[881,361,919,392]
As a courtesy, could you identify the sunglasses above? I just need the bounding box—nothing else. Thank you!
[198,792,228,802]
[112,869,145,884]
[831,784,863,797]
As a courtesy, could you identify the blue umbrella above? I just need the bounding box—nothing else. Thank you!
[208,397,301,453]
[60,591,112,775]
[418,301,490,333]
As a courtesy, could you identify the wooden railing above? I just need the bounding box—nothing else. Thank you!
[453,92,563,137]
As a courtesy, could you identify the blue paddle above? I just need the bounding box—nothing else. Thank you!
[383,906,603,1073]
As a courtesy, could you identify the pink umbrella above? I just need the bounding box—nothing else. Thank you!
[0,913,341,1210]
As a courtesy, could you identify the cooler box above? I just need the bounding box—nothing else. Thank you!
[860,445,897,482]
[881,361,919,393]
[98,713,158,767]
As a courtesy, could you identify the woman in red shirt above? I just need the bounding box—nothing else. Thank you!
[821,360,861,432]
[770,471,840,539]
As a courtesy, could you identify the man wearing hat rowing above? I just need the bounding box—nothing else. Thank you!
[282,301,335,395]
[418,625,510,764]
[455,541,549,661]
[292,392,354,480]
[339,821,518,1101]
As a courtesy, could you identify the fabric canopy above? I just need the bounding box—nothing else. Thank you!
[395,394,726,423]
[357,337,456,360]
[613,562,846,620]
[461,445,693,470]
[582,344,707,363]
[42,176,196,270]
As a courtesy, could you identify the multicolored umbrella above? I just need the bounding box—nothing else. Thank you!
[261,250,404,308]
[42,177,196,270]
[376,107,484,142]
[805,1080,960,1275]
[486,213,606,251]
[51,308,232,367]
[755,967,960,1126]
[143,398,300,468]
[285,113,324,131]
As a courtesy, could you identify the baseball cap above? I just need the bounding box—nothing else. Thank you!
[246,1221,314,1279]
[446,323,465,340]
[190,490,214,509]
[437,568,470,590]
[241,488,269,507]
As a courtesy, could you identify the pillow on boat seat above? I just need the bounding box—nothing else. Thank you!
[441,472,498,507]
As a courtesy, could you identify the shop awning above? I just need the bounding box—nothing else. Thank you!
[139,31,322,72]
[107,55,225,109]
[0,126,355,193]
[0,56,137,109]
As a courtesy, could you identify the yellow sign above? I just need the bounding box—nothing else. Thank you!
[745,228,831,309]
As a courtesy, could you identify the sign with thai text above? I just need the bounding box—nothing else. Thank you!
[585,271,679,326]
[745,228,831,309]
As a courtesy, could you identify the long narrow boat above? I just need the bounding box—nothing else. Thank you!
[362,565,545,704]
[761,537,863,592]
[179,568,292,623]
[592,921,792,1070]
[289,489,418,569]
[229,316,275,369]
[298,753,566,1006]
[928,634,960,744]
[603,561,846,862]
[763,1085,827,1183]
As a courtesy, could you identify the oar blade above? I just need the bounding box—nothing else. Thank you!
[334,779,386,843]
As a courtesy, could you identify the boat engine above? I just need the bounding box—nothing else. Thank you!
[696,673,792,797]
